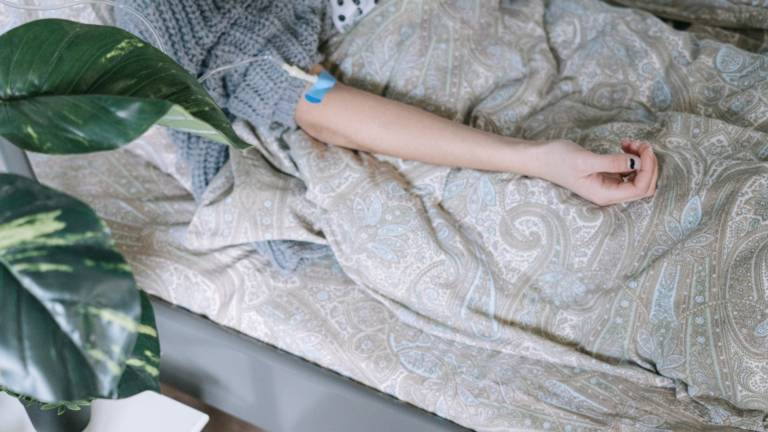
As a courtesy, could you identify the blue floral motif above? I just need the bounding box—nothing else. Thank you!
[649,262,680,326]
[398,349,442,379]
[653,74,671,109]
[716,47,744,72]
[652,196,713,258]
[443,179,467,200]
[755,318,768,337]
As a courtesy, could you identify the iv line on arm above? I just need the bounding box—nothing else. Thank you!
[0,0,335,102]
[196,57,318,84]
[197,56,335,104]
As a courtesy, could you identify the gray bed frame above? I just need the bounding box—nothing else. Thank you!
[0,137,469,432]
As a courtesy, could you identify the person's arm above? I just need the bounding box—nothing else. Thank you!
[294,67,657,206]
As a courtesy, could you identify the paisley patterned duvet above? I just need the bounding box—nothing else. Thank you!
[3,0,768,430]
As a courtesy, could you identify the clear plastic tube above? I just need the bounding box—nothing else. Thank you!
[0,0,166,54]
[198,55,283,83]
[197,55,318,84]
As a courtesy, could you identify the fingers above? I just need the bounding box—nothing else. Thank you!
[632,141,655,196]
[621,139,633,155]
[621,139,642,157]
[620,140,655,192]
[590,149,642,174]
[605,171,637,183]
[575,139,659,206]
[645,145,659,198]
[591,141,656,205]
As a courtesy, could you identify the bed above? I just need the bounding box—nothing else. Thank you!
[2,1,768,431]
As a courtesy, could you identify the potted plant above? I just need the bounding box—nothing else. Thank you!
[0,18,251,430]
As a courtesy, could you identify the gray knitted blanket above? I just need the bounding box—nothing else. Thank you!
[116,0,334,274]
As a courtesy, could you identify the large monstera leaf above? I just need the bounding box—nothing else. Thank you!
[0,174,158,403]
[0,19,250,154]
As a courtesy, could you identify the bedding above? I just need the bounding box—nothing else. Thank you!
[114,0,335,201]
[610,0,768,29]
[114,0,340,274]
[114,0,382,202]
[192,0,768,428]
[2,1,768,431]
[9,139,757,432]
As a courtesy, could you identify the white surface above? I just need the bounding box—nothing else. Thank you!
[0,392,35,432]
[85,391,209,432]
[0,391,209,432]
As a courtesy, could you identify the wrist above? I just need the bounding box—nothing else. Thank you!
[502,138,550,178]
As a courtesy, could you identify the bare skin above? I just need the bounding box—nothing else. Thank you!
[295,65,658,207]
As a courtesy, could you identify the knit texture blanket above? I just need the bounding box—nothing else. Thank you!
[116,0,333,200]
[116,0,335,273]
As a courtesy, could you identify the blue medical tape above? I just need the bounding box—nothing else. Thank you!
[304,70,337,104]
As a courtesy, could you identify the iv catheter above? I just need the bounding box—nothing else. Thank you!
[196,56,333,103]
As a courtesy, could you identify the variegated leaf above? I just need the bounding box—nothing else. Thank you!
[0,174,142,403]
[0,19,249,154]
[117,289,161,398]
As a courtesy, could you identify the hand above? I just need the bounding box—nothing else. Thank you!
[531,139,658,206]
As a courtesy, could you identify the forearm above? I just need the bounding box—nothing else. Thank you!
[294,79,544,177]
[293,70,657,206]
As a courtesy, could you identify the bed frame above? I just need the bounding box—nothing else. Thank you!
[0,137,470,432]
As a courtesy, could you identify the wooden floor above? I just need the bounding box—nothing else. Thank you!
[161,384,268,432]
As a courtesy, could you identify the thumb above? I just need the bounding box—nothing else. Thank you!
[591,152,641,174]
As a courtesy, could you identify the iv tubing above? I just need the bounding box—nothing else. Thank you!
[198,56,318,84]
[198,57,281,83]
[0,0,166,54]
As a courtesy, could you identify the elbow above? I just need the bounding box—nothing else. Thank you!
[295,93,329,142]
[296,112,332,143]
[295,100,348,147]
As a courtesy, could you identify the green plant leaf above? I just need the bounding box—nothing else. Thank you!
[0,19,250,154]
[117,289,161,398]
[1,384,93,413]
[0,174,140,403]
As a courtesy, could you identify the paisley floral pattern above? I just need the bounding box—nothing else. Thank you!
[299,0,768,428]
[612,0,768,30]
[3,1,768,430]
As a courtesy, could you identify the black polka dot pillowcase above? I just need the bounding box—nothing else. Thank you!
[332,0,379,33]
